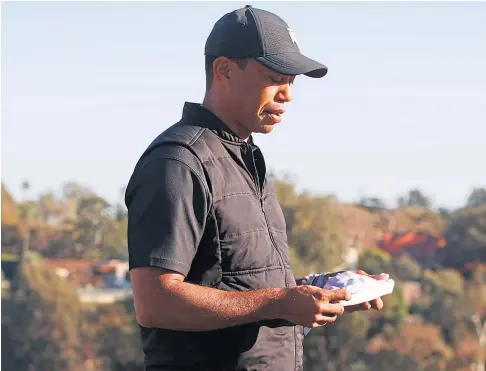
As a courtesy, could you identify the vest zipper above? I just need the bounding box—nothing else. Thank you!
[247,143,288,287]
[261,197,288,287]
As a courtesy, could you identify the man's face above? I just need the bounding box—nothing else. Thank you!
[225,59,295,137]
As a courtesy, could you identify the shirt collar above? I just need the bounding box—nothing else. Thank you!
[181,102,255,145]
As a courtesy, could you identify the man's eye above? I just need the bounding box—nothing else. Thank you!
[270,76,293,85]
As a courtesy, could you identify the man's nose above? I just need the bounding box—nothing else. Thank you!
[276,83,292,103]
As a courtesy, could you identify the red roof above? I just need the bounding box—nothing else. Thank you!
[377,231,446,261]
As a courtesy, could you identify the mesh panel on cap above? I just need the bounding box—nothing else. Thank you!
[256,10,300,55]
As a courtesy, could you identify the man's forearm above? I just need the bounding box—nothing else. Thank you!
[141,280,286,331]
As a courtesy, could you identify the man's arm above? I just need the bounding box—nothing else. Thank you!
[131,266,350,331]
[131,267,285,331]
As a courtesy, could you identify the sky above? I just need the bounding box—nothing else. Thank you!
[2,1,486,209]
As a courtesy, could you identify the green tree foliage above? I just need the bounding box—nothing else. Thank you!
[391,253,422,281]
[73,194,126,259]
[366,284,409,339]
[83,299,143,370]
[399,189,432,209]
[358,197,386,212]
[441,206,486,268]
[365,320,453,371]
[467,188,486,207]
[304,312,370,371]
[2,264,82,371]
[412,268,485,348]
[422,269,465,297]
[357,247,391,276]
[273,177,348,273]
[290,193,347,272]
[1,182,128,261]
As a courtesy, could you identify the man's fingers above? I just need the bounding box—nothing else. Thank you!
[345,302,370,313]
[370,297,384,310]
[325,288,351,302]
[344,299,384,312]
[318,302,345,316]
[306,284,343,301]
[370,273,389,280]
[312,314,339,327]
[353,270,389,281]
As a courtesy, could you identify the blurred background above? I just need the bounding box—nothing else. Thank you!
[1,1,485,370]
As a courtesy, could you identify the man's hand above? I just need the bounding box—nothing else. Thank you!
[296,270,389,313]
[278,285,350,329]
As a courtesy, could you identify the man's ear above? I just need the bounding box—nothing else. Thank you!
[213,56,232,88]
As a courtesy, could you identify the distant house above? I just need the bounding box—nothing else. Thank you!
[92,259,130,289]
[41,259,103,287]
[377,231,446,267]
[40,258,132,304]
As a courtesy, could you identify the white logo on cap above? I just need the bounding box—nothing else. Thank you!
[287,27,297,44]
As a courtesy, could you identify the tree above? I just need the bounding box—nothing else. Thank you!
[273,177,348,273]
[365,320,453,371]
[438,207,452,222]
[37,192,65,227]
[115,186,128,222]
[73,194,124,259]
[1,183,20,226]
[304,312,370,371]
[2,264,82,371]
[1,184,23,256]
[83,299,143,370]
[440,206,486,268]
[401,189,432,209]
[289,193,348,273]
[10,181,38,293]
[391,253,422,281]
[467,188,486,208]
[358,197,386,212]
[366,284,409,339]
[18,180,34,264]
[357,247,391,276]
[462,268,486,371]
[415,268,485,353]
[422,269,465,297]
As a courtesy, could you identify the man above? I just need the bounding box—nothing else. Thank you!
[125,5,386,371]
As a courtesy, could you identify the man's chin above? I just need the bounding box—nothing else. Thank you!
[259,124,277,134]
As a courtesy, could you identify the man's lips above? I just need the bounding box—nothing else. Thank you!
[263,109,285,123]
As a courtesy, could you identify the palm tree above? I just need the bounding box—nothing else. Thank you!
[11,181,33,294]
[19,181,32,264]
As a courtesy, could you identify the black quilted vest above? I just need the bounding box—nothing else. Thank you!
[138,103,304,371]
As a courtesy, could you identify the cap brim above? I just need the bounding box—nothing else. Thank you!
[255,53,328,78]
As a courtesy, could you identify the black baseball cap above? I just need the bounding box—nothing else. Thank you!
[204,5,328,78]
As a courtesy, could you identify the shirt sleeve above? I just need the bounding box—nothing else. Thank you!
[125,146,210,276]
